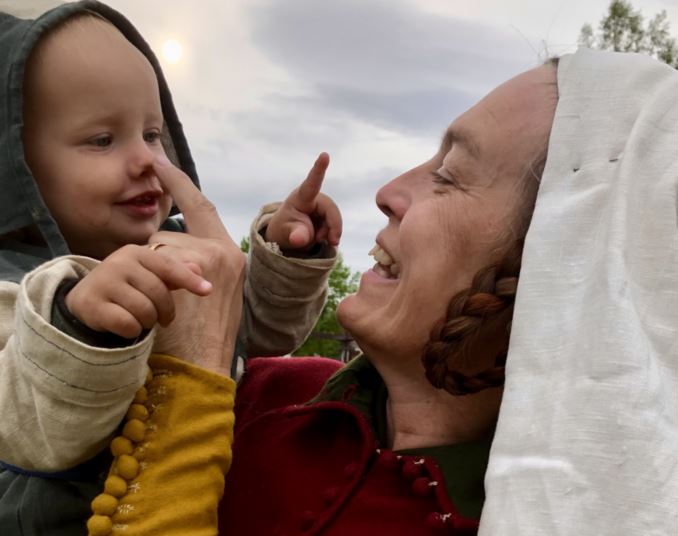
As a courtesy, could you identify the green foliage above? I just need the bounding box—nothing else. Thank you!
[580,0,678,68]
[293,253,360,358]
[240,235,360,359]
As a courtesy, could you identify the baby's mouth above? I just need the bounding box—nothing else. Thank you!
[369,244,400,279]
[115,191,162,218]
[125,193,160,206]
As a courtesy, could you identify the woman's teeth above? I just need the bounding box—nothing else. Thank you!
[369,244,392,266]
[369,244,400,278]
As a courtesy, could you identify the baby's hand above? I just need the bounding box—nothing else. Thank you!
[265,152,342,251]
[65,245,212,339]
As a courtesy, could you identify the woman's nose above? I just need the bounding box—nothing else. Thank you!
[376,172,412,220]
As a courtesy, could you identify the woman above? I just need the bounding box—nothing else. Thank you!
[217,59,558,536]
[91,48,678,535]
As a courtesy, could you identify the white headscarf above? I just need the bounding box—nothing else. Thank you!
[481,47,678,535]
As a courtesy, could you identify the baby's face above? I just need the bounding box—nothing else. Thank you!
[22,16,172,259]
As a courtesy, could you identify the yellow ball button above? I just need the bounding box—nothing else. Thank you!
[110,436,134,457]
[122,419,146,442]
[87,514,112,536]
[103,475,127,497]
[126,404,149,422]
[117,454,140,480]
[133,386,148,403]
[91,493,118,516]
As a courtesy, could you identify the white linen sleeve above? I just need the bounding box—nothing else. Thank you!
[0,256,152,471]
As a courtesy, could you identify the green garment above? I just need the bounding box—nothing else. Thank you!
[313,355,493,519]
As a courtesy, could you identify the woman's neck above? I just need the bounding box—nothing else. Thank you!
[378,359,502,451]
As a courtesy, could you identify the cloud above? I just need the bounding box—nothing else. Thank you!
[315,84,476,135]
[247,0,530,90]
[20,0,545,273]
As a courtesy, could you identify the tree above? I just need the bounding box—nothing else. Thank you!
[240,236,361,359]
[293,253,360,359]
[579,0,678,68]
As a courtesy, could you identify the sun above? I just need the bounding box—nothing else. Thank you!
[161,39,183,64]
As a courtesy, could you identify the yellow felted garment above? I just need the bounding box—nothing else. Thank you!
[87,354,235,536]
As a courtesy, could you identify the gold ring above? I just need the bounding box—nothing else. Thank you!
[148,242,166,251]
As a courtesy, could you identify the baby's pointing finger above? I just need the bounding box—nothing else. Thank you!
[296,152,330,206]
[317,195,342,246]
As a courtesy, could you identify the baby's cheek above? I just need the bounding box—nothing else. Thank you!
[160,195,173,219]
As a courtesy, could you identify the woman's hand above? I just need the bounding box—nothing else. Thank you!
[264,152,342,251]
[150,156,246,377]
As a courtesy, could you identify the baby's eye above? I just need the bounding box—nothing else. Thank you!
[89,134,113,148]
[144,130,161,143]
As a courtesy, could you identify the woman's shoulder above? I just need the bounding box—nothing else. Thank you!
[235,356,343,427]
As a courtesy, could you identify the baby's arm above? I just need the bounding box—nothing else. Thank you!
[240,153,340,357]
[0,256,151,471]
[0,249,210,472]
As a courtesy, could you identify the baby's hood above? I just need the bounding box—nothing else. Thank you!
[0,0,199,282]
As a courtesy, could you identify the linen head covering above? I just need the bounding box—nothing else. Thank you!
[481,47,678,535]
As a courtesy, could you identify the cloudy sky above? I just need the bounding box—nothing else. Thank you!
[5,0,678,272]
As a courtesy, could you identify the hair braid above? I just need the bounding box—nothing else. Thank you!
[422,240,523,395]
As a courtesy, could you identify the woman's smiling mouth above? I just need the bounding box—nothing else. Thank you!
[369,243,400,279]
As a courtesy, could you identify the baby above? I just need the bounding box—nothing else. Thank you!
[0,2,339,532]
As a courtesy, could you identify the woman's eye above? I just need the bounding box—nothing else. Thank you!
[89,135,113,148]
[144,130,161,143]
[432,169,459,187]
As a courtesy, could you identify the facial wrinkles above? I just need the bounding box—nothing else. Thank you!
[388,199,457,345]
[440,122,507,195]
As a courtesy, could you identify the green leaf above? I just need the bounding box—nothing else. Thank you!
[293,252,360,360]
[580,1,678,66]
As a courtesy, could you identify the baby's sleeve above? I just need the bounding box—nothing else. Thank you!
[0,256,151,471]
[240,203,337,357]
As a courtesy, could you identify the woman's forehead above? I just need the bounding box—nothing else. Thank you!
[443,65,558,161]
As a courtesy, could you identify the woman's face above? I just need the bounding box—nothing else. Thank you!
[337,64,558,366]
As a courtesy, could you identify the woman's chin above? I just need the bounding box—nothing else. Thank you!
[337,270,402,340]
[336,294,375,348]
[337,295,388,354]
[336,294,356,331]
